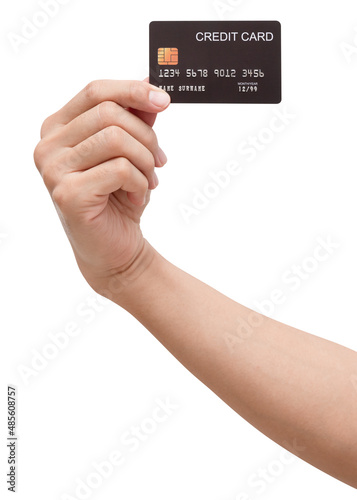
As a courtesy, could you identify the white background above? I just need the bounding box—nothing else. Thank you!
[1,0,357,499]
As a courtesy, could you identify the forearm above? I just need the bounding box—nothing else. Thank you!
[98,241,357,489]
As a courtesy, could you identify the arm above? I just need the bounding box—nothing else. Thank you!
[100,240,357,489]
[34,80,357,489]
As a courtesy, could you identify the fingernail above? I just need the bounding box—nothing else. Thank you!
[153,171,159,188]
[149,90,170,108]
[138,190,148,206]
[157,147,168,167]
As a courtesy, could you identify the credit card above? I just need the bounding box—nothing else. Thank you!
[149,21,281,104]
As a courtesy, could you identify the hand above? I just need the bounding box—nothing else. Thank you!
[34,79,170,293]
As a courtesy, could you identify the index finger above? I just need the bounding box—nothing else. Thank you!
[47,79,170,129]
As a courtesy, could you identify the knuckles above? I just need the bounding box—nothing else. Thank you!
[74,135,97,158]
[114,158,131,183]
[34,79,158,200]
[41,166,58,192]
[33,137,63,190]
[33,137,56,173]
[83,80,103,102]
[101,125,125,151]
[51,175,78,211]
[97,101,122,128]
[51,183,67,208]
[128,80,147,105]
[33,140,46,170]
[40,115,55,138]
[96,99,159,156]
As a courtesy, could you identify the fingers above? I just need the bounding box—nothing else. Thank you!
[58,125,159,189]
[83,157,150,206]
[42,80,170,133]
[54,101,167,168]
[35,78,169,207]
[128,108,157,128]
[127,77,158,128]
[52,157,150,218]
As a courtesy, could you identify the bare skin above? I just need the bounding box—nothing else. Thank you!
[34,79,357,489]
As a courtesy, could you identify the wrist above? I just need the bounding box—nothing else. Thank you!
[89,239,160,307]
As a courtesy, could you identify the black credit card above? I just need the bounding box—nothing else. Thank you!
[149,21,281,104]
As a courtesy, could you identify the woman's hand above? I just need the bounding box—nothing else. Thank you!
[34,79,170,292]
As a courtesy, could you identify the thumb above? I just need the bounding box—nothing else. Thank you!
[128,77,164,127]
